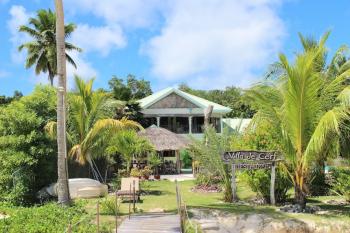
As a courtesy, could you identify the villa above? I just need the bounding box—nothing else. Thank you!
[138,87,232,136]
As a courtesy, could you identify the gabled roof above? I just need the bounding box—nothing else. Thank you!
[138,87,232,114]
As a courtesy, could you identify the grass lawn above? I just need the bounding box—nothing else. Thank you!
[2,179,348,232]
[81,179,350,230]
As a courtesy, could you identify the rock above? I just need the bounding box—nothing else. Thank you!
[0,214,9,220]
[191,208,350,233]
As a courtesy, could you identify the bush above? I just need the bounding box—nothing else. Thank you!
[141,166,152,177]
[100,197,121,215]
[241,166,292,204]
[195,173,221,186]
[0,202,99,233]
[130,168,141,177]
[180,150,192,168]
[329,167,350,202]
[0,86,57,205]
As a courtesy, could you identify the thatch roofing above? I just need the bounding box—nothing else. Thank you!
[138,125,190,151]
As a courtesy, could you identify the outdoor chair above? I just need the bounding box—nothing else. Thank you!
[117,177,140,201]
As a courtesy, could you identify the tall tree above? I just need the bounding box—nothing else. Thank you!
[18,9,81,85]
[54,0,70,206]
[246,33,350,207]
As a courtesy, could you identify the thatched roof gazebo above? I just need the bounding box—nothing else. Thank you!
[138,125,190,173]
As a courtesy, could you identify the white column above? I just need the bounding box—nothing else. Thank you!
[188,116,192,134]
[156,117,160,127]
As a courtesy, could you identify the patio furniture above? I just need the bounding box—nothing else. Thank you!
[117,177,140,201]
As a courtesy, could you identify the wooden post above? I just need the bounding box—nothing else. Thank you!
[133,180,136,212]
[67,223,72,233]
[175,180,180,214]
[96,201,100,233]
[115,191,118,233]
[270,161,276,205]
[128,183,131,219]
[231,162,237,202]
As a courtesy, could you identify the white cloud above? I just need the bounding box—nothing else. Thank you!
[143,0,285,89]
[7,5,32,63]
[65,0,165,28]
[66,52,98,87]
[71,24,126,56]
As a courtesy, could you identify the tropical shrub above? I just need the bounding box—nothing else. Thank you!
[241,166,292,204]
[189,127,233,202]
[100,197,121,215]
[141,166,152,178]
[0,86,57,205]
[194,173,221,187]
[180,150,192,168]
[0,202,99,233]
[329,167,350,202]
[130,168,141,177]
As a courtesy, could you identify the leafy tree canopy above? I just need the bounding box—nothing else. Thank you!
[108,74,152,101]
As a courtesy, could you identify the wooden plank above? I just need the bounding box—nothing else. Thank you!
[117,213,181,233]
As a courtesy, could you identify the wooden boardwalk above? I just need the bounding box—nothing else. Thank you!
[117,213,181,233]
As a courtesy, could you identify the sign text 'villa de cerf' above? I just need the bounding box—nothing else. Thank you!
[222,151,277,167]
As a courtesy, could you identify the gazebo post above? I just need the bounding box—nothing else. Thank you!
[175,150,181,174]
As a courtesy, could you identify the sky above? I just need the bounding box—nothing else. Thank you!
[1,0,350,96]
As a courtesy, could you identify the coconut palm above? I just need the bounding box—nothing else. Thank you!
[18,9,81,85]
[246,34,350,207]
[54,0,69,206]
[106,130,155,174]
[46,76,142,181]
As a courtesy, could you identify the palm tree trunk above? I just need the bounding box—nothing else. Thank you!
[55,0,70,206]
[294,179,306,208]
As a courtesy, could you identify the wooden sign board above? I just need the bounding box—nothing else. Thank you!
[222,151,276,163]
[222,150,279,205]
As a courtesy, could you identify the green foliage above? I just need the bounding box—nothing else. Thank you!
[18,9,81,85]
[329,167,350,202]
[180,150,192,168]
[100,197,120,215]
[0,202,98,233]
[0,86,57,204]
[0,91,23,106]
[245,32,350,206]
[194,173,221,186]
[106,130,154,173]
[241,167,292,204]
[108,74,152,101]
[190,127,233,202]
[179,84,254,118]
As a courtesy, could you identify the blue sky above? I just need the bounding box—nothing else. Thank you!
[1,0,350,96]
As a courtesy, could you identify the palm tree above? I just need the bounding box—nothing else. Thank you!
[46,76,142,181]
[18,9,81,85]
[246,33,350,207]
[106,130,155,174]
[54,0,70,206]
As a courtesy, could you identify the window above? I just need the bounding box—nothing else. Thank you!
[159,117,189,133]
[143,117,157,128]
[192,117,221,133]
[192,117,204,133]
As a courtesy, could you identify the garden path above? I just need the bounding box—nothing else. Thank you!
[117,213,181,233]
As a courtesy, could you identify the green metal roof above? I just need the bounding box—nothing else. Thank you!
[138,87,232,114]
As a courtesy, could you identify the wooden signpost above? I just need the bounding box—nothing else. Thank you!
[222,151,279,205]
